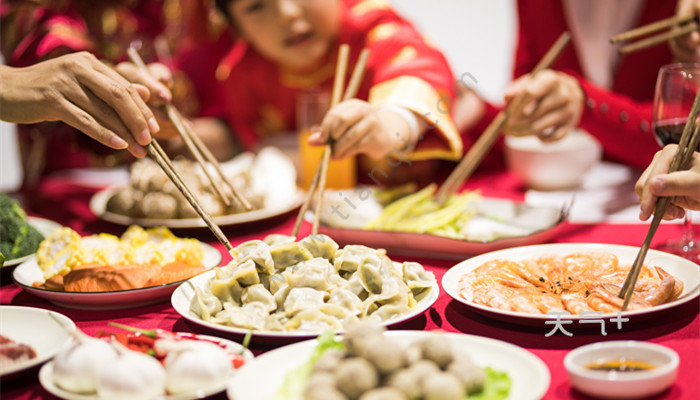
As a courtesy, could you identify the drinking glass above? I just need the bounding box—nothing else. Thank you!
[296,90,356,190]
[652,63,700,261]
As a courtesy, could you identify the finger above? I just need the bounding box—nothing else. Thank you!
[539,124,570,142]
[75,57,158,145]
[55,98,150,157]
[319,100,368,142]
[661,204,686,221]
[64,81,149,157]
[649,171,700,199]
[529,106,571,137]
[528,90,569,122]
[133,84,151,102]
[333,116,375,158]
[147,63,174,90]
[115,62,171,103]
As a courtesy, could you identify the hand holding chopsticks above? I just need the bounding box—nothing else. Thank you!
[126,47,236,258]
[435,32,572,204]
[292,45,370,238]
[611,12,698,55]
[619,90,700,311]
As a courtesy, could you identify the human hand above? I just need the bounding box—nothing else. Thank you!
[670,0,700,63]
[308,99,416,159]
[0,52,159,157]
[635,145,700,221]
[503,69,584,142]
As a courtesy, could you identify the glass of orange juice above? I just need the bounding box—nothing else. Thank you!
[296,90,356,190]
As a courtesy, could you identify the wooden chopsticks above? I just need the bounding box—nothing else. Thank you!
[610,12,698,54]
[291,45,370,238]
[125,48,235,257]
[435,32,572,205]
[126,47,251,211]
[619,89,700,311]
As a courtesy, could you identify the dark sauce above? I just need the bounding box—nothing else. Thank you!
[585,359,657,372]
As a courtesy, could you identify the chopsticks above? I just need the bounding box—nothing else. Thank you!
[618,90,700,311]
[126,47,252,211]
[435,32,572,205]
[610,12,698,54]
[125,48,236,257]
[291,45,370,238]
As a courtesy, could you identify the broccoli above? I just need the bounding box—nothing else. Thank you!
[0,194,45,259]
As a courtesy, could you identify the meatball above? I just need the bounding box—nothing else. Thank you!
[358,387,407,400]
[422,371,464,400]
[334,358,379,400]
[304,384,348,400]
[386,369,422,399]
[140,192,178,219]
[356,336,404,375]
[416,337,453,369]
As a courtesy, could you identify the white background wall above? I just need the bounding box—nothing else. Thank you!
[0,51,23,192]
[391,0,517,105]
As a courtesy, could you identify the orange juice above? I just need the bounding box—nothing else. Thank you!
[298,129,356,190]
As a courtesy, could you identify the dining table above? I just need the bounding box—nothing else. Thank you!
[1,163,698,400]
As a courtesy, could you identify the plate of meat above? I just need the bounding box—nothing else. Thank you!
[0,306,75,378]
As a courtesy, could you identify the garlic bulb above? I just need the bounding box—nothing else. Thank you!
[97,348,166,400]
[53,337,118,393]
[159,339,232,394]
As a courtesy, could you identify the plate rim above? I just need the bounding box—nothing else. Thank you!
[11,241,222,310]
[2,216,62,267]
[0,306,75,377]
[171,268,440,339]
[38,333,255,400]
[226,330,551,400]
[90,185,305,228]
[442,242,700,322]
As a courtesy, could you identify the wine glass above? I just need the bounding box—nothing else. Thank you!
[652,63,700,261]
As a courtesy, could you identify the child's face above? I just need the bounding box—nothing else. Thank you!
[229,0,340,71]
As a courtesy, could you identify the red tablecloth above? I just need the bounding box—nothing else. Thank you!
[1,170,698,400]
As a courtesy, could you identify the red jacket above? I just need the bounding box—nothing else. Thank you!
[513,0,676,169]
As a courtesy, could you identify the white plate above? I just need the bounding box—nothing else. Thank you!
[2,217,62,268]
[12,242,222,310]
[313,194,568,260]
[39,334,255,400]
[171,268,440,340]
[0,306,75,378]
[226,331,550,400]
[442,243,700,324]
[90,186,305,229]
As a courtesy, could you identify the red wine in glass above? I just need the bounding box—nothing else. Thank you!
[654,118,700,150]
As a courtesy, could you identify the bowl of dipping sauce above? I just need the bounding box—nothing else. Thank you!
[564,341,679,399]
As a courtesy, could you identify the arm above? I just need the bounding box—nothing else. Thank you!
[0,52,159,157]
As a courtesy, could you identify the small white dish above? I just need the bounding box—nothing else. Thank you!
[564,341,679,399]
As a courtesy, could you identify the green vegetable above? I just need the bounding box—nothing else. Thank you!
[0,194,44,260]
[273,331,344,400]
[469,367,511,400]
[365,184,482,239]
[0,252,5,268]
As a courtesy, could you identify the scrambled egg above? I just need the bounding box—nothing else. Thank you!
[36,226,203,280]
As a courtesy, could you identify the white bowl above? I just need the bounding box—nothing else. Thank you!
[564,341,679,399]
[504,129,602,190]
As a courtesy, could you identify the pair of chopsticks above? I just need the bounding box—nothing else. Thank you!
[291,45,370,238]
[435,32,572,205]
[126,48,238,257]
[126,47,252,212]
[618,90,700,311]
[610,12,698,54]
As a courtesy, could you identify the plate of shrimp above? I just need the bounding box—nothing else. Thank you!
[442,243,700,324]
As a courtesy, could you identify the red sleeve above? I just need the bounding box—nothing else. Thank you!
[570,71,658,169]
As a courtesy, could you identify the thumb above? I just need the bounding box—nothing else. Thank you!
[650,172,700,198]
[133,84,151,102]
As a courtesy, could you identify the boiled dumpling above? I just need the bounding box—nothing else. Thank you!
[242,283,277,312]
[234,240,274,275]
[300,234,339,260]
[270,241,313,270]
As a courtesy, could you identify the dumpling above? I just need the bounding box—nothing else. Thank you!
[283,287,328,316]
[282,258,342,291]
[402,262,436,296]
[283,309,343,331]
[228,259,261,287]
[356,254,396,295]
[328,288,363,316]
[300,234,339,260]
[242,283,276,312]
[216,302,269,330]
[190,286,223,321]
[270,241,313,270]
[208,273,244,305]
[333,245,386,273]
[234,240,274,275]
[263,234,296,246]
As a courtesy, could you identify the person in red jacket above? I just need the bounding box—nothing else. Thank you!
[182,0,464,165]
[459,0,698,170]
